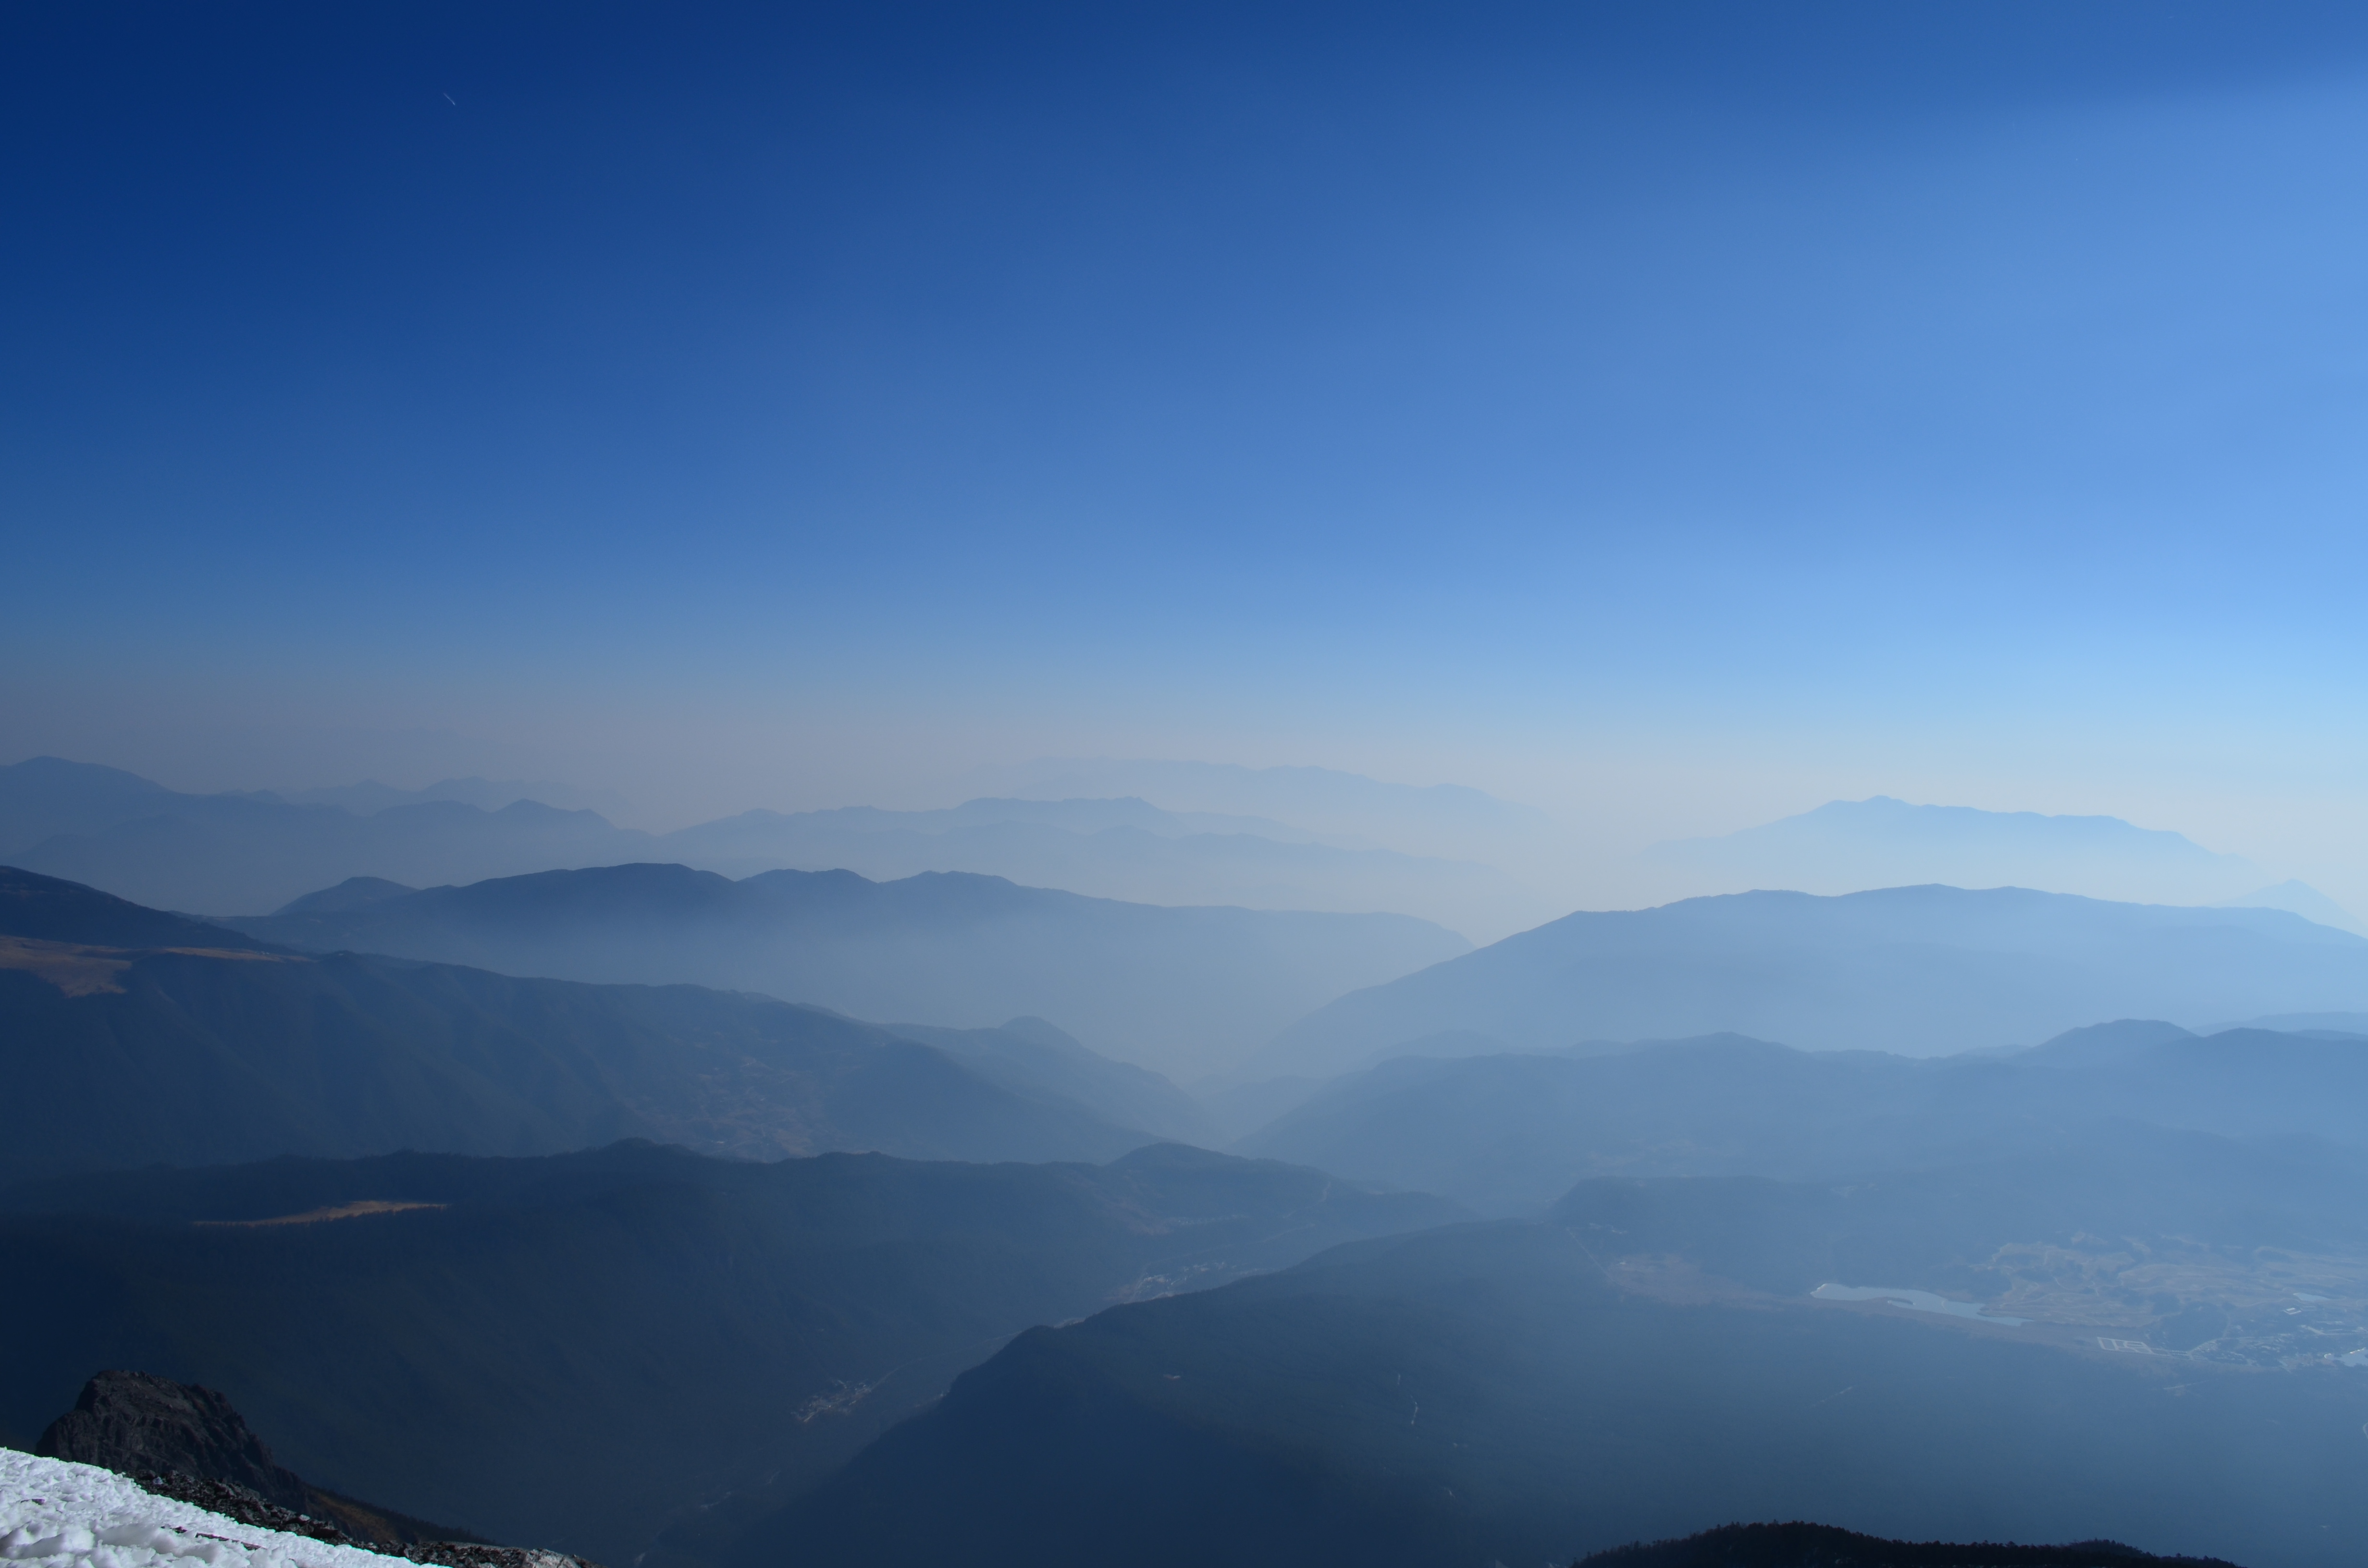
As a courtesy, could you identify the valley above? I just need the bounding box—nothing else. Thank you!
[10,812,2368,1568]
[16,15,2368,1568]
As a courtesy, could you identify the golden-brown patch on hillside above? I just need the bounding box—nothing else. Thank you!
[0,935,134,995]
[197,1200,448,1228]
[0,935,305,996]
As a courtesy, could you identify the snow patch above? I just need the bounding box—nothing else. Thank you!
[0,1452,390,1568]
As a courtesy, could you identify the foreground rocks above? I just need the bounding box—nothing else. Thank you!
[32,1373,594,1568]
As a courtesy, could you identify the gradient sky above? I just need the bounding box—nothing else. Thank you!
[7,3,2368,902]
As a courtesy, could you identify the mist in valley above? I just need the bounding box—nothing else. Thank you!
[9,6,2368,1568]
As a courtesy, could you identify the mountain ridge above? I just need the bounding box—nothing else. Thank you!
[1238,1023,2368,1213]
[0,1140,1468,1567]
[0,758,1545,938]
[0,867,1168,1180]
[1257,883,2368,1074]
[1642,796,2264,907]
[222,861,1468,1077]
[762,1181,2360,1568]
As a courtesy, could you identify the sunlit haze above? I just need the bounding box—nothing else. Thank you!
[10,4,2368,920]
[16,11,2368,1568]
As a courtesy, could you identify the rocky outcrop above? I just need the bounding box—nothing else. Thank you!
[37,1372,317,1516]
[33,1372,598,1568]
[121,1470,351,1544]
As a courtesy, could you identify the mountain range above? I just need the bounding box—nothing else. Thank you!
[658,798,1548,939]
[0,1140,1466,1567]
[0,867,1190,1179]
[1255,883,2368,1075]
[220,861,1467,1078]
[0,758,642,918]
[959,758,1554,862]
[268,775,637,818]
[771,1145,2368,1568]
[1237,1025,2368,1213]
[16,850,2368,1568]
[1640,796,2351,921]
[0,757,1549,939]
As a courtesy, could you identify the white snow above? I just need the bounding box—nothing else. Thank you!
[0,1451,394,1568]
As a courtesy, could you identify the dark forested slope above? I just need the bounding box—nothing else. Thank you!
[0,869,1154,1178]
[769,1188,2366,1568]
[0,1141,1465,1566]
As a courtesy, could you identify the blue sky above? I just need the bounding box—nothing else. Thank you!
[6,2,2368,899]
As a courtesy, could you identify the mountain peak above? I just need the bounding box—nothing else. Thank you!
[1644,797,2261,906]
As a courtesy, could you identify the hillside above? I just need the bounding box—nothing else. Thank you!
[0,869,1156,1179]
[882,1017,1217,1145]
[1238,1025,2368,1213]
[0,861,274,951]
[766,1147,2368,1568]
[1256,884,2368,1075]
[223,862,1469,1077]
[0,1141,1466,1567]
[35,1370,484,1551]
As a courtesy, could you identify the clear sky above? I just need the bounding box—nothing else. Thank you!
[6,3,2368,901]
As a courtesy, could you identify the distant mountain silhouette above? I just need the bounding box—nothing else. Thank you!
[767,1177,2352,1568]
[0,1141,1466,1567]
[0,758,1546,939]
[0,870,1165,1180]
[1257,884,2368,1074]
[1642,796,2261,906]
[275,875,417,915]
[225,862,1468,1078]
[269,776,635,818]
[962,757,1552,862]
[3,758,652,915]
[2210,1009,2368,1035]
[0,756,195,844]
[659,796,1546,940]
[1239,1025,2368,1213]
[2019,1017,2197,1069]
[2220,878,2365,935]
[1574,1522,2240,1567]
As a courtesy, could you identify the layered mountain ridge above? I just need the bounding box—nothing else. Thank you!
[0,758,1541,940]
[218,861,1466,1077]
[1257,884,2368,1074]
[0,868,1179,1179]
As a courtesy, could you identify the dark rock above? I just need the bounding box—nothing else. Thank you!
[37,1371,312,1515]
[1573,1521,2246,1568]
[401,1544,597,1568]
[34,1372,597,1565]
[127,1471,352,1544]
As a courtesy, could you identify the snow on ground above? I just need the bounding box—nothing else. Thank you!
[0,1451,391,1568]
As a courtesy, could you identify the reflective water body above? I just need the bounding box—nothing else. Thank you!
[1812,1283,2029,1326]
